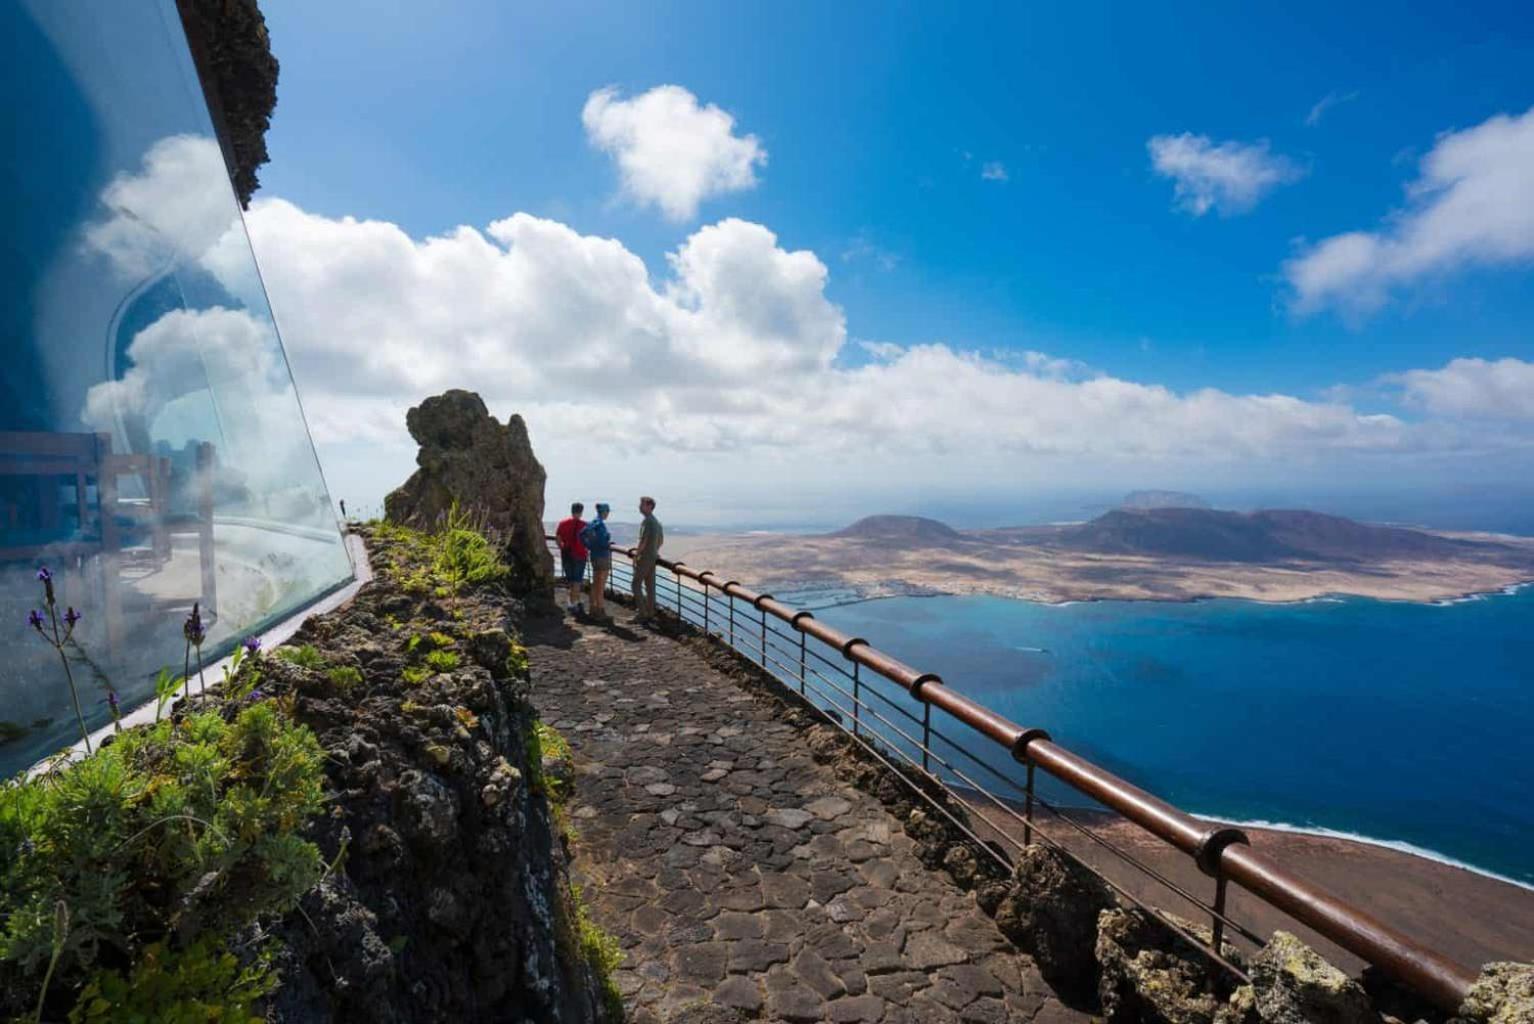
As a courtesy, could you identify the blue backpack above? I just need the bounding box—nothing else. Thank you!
[580,518,611,557]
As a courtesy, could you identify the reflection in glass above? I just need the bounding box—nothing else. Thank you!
[1,0,353,772]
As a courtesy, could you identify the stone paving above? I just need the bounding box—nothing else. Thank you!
[524,606,1091,1024]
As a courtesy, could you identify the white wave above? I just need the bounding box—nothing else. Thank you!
[1208,815,1534,893]
[1013,645,1049,653]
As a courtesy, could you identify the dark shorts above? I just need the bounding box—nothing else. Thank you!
[560,552,587,583]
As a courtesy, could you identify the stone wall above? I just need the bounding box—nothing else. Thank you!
[261,524,609,1021]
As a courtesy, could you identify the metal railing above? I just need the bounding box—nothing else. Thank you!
[554,537,1478,1013]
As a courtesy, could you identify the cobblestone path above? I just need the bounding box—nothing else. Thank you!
[524,606,1091,1024]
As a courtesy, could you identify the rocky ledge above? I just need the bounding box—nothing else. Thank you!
[265,522,614,1022]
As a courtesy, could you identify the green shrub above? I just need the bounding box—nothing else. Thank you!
[326,666,363,691]
[374,507,510,596]
[423,650,460,673]
[572,885,623,1019]
[274,644,326,670]
[506,644,529,677]
[527,722,572,804]
[426,632,455,649]
[401,666,431,686]
[69,938,275,1024]
[0,704,325,1015]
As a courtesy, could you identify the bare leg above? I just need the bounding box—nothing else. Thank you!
[591,562,609,617]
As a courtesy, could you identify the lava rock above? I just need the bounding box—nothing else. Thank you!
[383,390,553,599]
[1244,931,1374,1024]
[992,842,1115,1004]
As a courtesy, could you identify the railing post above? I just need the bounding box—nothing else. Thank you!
[1212,874,1228,956]
[921,703,932,773]
[728,591,735,647]
[675,568,682,619]
[702,578,710,635]
[759,607,767,667]
[798,630,806,696]
[1023,761,1036,846]
[852,661,861,739]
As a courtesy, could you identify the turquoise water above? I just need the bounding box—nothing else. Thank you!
[802,586,1534,885]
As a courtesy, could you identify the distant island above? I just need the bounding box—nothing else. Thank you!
[664,505,1534,605]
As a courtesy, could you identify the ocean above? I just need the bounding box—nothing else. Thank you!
[793,584,1534,887]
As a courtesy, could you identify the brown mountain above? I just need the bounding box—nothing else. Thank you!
[831,515,964,545]
[1051,507,1499,564]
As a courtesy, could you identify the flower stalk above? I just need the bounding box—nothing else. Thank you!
[27,567,92,753]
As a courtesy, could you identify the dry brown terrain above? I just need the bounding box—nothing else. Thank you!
[664,523,1534,605]
[1016,809,1534,974]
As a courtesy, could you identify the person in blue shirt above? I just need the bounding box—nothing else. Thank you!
[579,503,613,620]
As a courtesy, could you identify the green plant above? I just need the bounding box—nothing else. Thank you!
[401,666,431,686]
[326,666,363,691]
[151,668,183,724]
[426,632,454,649]
[375,508,510,596]
[275,644,326,670]
[218,643,262,703]
[527,722,572,804]
[423,650,460,673]
[0,704,325,1016]
[506,644,529,677]
[68,938,275,1024]
[571,884,623,1019]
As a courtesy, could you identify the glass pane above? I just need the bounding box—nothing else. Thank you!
[1,0,353,772]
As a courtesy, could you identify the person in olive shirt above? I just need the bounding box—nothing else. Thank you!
[632,495,664,622]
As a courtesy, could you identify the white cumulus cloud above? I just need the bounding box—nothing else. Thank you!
[582,84,766,222]
[1391,357,1534,420]
[221,197,1465,478]
[1148,133,1305,216]
[1285,105,1534,316]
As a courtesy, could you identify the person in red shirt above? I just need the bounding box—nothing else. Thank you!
[554,502,588,614]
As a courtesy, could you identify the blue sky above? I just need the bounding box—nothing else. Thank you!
[241,1,1534,525]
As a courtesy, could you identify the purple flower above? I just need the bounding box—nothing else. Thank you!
[242,635,261,655]
[27,609,44,631]
[246,689,265,703]
[35,567,51,583]
[107,691,120,713]
[64,607,81,628]
[183,603,205,645]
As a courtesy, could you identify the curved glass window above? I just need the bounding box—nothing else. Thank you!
[1,0,353,771]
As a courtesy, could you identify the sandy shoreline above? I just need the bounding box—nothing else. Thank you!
[965,799,1534,975]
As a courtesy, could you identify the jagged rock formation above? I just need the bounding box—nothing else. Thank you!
[1459,962,1534,1024]
[175,0,279,206]
[1239,931,1374,1024]
[993,843,1116,1002]
[384,390,553,598]
[260,525,609,1022]
[1095,908,1237,1024]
